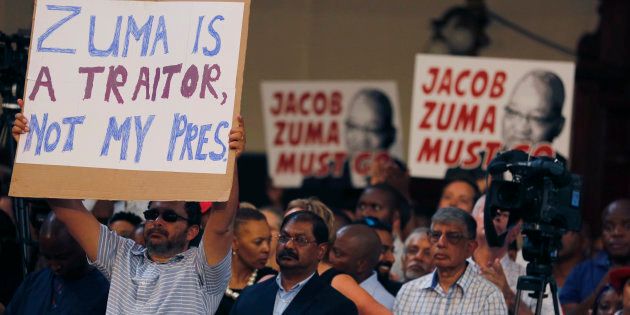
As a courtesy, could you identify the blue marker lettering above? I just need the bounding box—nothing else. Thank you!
[89,15,122,57]
[123,15,154,57]
[203,15,223,56]
[195,124,212,160]
[100,116,131,160]
[62,116,86,151]
[37,5,81,54]
[167,113,187,161]
[209,120,228,161]
[133,115,154,163]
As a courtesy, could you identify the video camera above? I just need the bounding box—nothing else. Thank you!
[483,149,581,248]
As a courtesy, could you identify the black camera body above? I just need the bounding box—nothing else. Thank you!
[484,150,581,248]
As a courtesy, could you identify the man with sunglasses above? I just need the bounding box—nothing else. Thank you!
[231,211,357,315]
[13,110,246,314]
[394,207,506,314]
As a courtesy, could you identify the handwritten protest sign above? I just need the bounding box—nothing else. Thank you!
[408,54,574,179]
[10,0,250,200]
[261,81,403,188]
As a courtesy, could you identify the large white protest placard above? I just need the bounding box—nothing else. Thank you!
[408,54,575,179]
[10,0,250,200]
[261,81,404,188]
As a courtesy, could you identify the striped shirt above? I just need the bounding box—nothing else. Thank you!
[91,224,230,314]
[394,262,507,315]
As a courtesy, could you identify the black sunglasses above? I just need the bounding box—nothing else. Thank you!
[143,209,189,223]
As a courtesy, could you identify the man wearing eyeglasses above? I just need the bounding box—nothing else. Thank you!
[231,210,357,315]
[13,109,246,314]
[501,70,565,151]
[394,207,507,314]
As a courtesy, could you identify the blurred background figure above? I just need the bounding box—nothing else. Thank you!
[437,178,480,213]
[4,212,109,314]
[401,227,433,282]
[260,207,282,271]
[215,208,276,315]
[107,211,142,239]
[591,285,620,315]
[329,224,395,310]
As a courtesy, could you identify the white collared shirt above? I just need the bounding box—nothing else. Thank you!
[360,271,395,310]
[273,272,316,315]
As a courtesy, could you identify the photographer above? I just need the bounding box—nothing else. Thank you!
[472,196,559,315]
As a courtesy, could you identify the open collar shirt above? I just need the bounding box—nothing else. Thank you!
[394,262,507,315]
[90,224,231,314]
[272,272,315,315]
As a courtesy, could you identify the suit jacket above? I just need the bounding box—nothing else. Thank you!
[230,273,358,315]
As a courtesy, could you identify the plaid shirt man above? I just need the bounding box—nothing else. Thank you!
[394,261,507,314]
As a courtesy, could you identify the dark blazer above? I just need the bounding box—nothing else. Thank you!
[229,273,358,315]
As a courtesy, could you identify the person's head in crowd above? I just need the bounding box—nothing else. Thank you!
[345,89,396,155]
[501,70,565,149]
[276,211,329,275]
[261,207,282,270]
[108,211,142,239]
[430,207,478,272]
[592,285,620,315]
[602,199,630,264]
[331,207,352,233]
[558,228,590,263]
[471,195,520,265]
[610,267,630,314]
[265,177,285,212]
[355,183,410,234]
[402,227,433,281]
[329,224,382,283]
[28,199,52,238]
[144,201,201,260]
[133,223,145,246]
[233,208,271,272]
[286,197,336,244]
[437,178,480,213]
[39,212,90,279]
[356,217,396,278]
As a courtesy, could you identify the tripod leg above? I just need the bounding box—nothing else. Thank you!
[549,279,561,315]
[514,287,522,315]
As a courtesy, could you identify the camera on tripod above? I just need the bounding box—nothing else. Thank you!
[483,149,582,315]
[484,149,581,248]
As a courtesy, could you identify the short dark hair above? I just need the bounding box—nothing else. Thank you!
[442,178,481,205]
[364,183,411,229]
[235,207,267,233]
[184,202,202,226]
[108,212,142,228]
[431,207,477,239]
[281,211,329,244]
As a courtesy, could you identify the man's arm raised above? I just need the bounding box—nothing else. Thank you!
[12,99,101,261]
[202,115,245,265]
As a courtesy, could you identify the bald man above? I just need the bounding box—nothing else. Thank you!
[329,224,395,310]
[501,70,566,150]
[561,199,630,315]
[5,213,109,314]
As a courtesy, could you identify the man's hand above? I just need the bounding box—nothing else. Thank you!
[12,99,28,142]
[480,258,511,295]
[229,115,245,157]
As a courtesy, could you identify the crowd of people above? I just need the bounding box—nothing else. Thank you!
[1,109,630,315]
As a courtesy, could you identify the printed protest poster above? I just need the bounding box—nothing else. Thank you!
[10,0,250,200]
[261,81,404,188]
[408,54,575,179]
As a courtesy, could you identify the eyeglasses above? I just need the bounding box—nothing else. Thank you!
[143,209,188,223]
[504,106,557,126]
[277,234,317,247]
[429,231,472,245]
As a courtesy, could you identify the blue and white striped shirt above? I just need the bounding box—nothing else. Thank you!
[91,225,230,314]
[394,262,507,314]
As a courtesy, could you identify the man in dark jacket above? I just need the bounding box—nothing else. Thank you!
[231,211,357,315]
